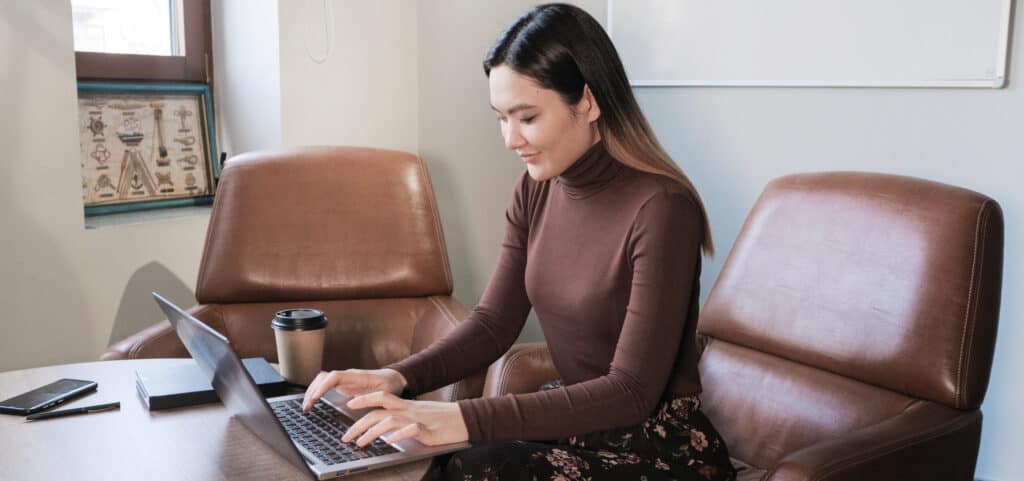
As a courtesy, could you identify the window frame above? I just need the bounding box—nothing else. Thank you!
[74,0,212,83]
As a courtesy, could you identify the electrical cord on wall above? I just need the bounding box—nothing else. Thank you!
[304,0,332,64]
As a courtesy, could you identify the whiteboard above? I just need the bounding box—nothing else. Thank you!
[608,0,1013,88]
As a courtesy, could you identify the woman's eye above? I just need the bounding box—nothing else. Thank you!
[521,116,536,124]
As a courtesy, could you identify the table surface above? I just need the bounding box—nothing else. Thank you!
[0,359,431,481]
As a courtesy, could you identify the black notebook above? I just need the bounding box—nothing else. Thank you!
[135,357,287,410]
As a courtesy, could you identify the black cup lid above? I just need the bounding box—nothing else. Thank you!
[272,308,327,331]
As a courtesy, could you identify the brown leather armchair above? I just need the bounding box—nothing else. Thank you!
[103,146,484,402]
[482,172,1003,481]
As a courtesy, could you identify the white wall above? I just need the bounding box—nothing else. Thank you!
[0,0,209,371]
[212,0,282,156]
[278,0,418,151]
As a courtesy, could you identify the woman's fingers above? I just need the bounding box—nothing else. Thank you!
[301,372,329,411]
[354,415,408,447]
[347,390,407,410]
[342,408,389,443]
[342,391,410,443]
[302,371,357,411]
[381,422,423,445]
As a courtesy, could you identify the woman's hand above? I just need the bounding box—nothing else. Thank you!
[302,368,407,412]
[341,390,469,447]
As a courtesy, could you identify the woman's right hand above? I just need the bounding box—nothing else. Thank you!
[302,368,408,412]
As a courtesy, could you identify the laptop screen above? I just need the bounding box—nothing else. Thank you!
[153,292,314,477]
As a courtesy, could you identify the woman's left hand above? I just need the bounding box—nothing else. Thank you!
[341,390,469,447]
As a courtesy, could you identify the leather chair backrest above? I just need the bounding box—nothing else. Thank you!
[196,147,453,304]
[697,172,1003,468]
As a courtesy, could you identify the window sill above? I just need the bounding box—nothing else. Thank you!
[85,205,212,229]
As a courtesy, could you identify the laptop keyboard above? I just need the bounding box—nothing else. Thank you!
[271,398,399,466]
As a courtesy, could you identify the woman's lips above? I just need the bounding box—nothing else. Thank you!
[519,152,539,163]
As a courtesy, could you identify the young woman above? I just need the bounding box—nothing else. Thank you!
[302,4,736,480]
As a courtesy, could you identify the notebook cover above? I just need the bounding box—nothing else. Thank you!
[135,357,288,410]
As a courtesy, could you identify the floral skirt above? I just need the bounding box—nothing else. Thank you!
[422,381,736,481]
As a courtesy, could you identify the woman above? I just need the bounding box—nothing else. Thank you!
[302,4,736,480]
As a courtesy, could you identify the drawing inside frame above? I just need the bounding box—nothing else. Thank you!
[77,82,219,216]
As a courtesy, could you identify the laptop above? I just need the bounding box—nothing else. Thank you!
[153,292,470,479]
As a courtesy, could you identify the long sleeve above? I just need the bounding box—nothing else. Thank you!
[456,191,703,442]
[385,173,535,396]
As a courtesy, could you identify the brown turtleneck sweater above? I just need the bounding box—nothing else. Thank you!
[386,141,704,442]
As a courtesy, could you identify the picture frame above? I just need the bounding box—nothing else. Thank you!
[77,82,220,216]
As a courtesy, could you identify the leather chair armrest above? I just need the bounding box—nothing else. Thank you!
[410,296,487,403]
[101,305,224,360]
[766,402,981,481]
[483,342,558,397]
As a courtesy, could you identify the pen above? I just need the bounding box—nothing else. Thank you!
[25,401,120,421]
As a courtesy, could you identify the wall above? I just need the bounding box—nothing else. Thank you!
[417,1,1021,480]
[0,0,209,371]
[278,0,418,151]
[211,0,281,156]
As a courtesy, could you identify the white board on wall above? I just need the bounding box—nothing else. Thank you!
[608,0,1013,88]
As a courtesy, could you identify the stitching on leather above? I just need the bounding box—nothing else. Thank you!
[417,156,454,293]
[810,412,975,481]
[960,202,990,408]
[426,296,461,400]
[427,296,458,327]
[195,176,225,299]
[955,199,988,408]
[447,381,460,402]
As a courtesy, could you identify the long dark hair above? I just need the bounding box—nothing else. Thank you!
[483,3,714,256]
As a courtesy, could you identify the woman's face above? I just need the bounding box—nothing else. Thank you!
[488,66,601,181]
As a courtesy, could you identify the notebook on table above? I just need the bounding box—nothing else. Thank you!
[135,357,287,410]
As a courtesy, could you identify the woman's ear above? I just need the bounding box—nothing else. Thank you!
[581,84,601,123]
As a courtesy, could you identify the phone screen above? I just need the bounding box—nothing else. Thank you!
[0,378,97,415]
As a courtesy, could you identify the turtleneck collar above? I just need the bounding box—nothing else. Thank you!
[555,141,625,200]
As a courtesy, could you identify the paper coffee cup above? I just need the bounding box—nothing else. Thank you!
[272,308,328,385]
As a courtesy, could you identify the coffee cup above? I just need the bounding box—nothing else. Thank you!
[272,308,328,385]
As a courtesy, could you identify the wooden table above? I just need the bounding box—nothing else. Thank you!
[0,359,431,481]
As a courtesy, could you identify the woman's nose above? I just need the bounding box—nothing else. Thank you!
[503,123,526,150]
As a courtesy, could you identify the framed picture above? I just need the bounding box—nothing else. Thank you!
[77,82,220,216]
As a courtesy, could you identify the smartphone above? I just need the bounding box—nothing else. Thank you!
[0,378,98,415]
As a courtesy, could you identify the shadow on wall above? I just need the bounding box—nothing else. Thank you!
[107,261,196,346]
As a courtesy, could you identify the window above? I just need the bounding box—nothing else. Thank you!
[72,0,212,83]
